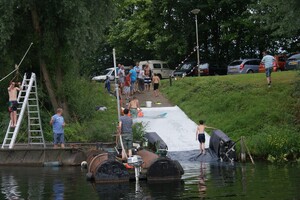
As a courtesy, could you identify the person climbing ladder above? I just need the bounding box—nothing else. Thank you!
[8,81,20,127]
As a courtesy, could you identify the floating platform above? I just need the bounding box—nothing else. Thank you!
[86,148,184,183]
[0,142,114,166]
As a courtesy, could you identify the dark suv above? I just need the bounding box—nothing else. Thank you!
[199,62,227,76]
[173,62,198,77]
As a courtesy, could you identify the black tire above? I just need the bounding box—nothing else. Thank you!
[158,74,162,80]
[247,70,254,73]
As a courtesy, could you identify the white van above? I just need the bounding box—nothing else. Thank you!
[139,60,173,79]
[91,67,129,82]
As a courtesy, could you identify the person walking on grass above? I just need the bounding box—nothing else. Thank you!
[118,108,133,160]
[50,108,65,148]
[152,73,160,97]
[196,120,215,155]
[261,51,275,88]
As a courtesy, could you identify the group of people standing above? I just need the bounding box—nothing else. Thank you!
[117,62,160,99]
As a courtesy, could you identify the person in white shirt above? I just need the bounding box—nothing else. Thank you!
[261,51,275,87]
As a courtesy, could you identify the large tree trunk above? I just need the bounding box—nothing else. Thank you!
[40,59,59,110]
[55,59,71,120]
[30,3,59,112]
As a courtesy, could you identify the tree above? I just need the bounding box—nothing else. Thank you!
[0,0,116,120]
[249,0,300,53]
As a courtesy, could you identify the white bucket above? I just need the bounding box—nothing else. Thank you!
[146,101,152,108]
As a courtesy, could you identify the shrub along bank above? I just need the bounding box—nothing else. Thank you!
[161,71,300,162]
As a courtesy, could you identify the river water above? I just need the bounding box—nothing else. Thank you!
[0,151,299,200]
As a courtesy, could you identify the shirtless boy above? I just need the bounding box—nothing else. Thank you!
[152,73,160,97]
[128,96,140,118]
[8,82,20,127]
[196,120,215,155]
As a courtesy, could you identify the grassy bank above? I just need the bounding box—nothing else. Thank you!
[161,71,300,162]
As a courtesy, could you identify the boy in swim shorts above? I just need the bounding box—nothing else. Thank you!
[196,120,215,155]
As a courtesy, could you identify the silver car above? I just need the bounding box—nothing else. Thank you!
[285,53,300,70]
[227,59,261,74]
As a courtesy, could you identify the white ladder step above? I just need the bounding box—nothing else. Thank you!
[29,117,39,120]
[29,143,44,145]
[29,136,44,139]
[29,130,42,132]
[28,111,39,113]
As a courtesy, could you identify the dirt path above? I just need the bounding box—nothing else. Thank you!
[122,88,173,108]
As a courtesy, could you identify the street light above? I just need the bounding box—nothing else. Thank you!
[191,9,200,74]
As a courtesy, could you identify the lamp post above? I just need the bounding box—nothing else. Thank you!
[191,9,200,73]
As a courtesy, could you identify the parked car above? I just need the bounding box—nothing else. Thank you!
[258,55,287,73]
[139,60,173,79]
[285,53,300,70]
[199,62,227,76]
[173,61,198,77]
[227,59,261,74]
[91,67,129,82]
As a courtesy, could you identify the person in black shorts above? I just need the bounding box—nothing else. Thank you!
[8,81,20,127]
[196,120,215,155]
[152,73,160,97]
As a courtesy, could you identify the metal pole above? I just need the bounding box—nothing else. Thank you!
[113,48,121,122]
[195,14,200,70]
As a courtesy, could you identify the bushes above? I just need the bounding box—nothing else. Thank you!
[132,122,148,142]
[250,126,300,162]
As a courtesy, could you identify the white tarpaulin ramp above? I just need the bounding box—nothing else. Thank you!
[135,106,210,152]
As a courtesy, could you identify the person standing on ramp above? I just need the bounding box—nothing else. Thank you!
[196,120,215,155]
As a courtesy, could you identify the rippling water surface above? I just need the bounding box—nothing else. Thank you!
[0,151,299,200]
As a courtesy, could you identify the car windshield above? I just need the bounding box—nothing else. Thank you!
[199,63,209,69]
[288,54,300,60]
[180,63,192,70]
[229,61,243,66]
[100,69,113,76]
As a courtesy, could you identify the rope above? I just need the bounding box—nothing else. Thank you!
[0,42,33,82]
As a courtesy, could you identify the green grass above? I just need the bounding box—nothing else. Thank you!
[161,71,300,161]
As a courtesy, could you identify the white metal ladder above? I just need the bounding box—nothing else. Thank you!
[2,73,45,149]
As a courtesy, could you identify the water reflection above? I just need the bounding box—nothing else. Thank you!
[53,180,64,200]
[93,182,130,200]
[1,175,23,200]
[198,162,207,198]
[93,181,185,199]
[0,160,299,199]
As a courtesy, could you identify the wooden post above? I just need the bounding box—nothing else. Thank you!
[240,136,246,162]
[244,137,255,165]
